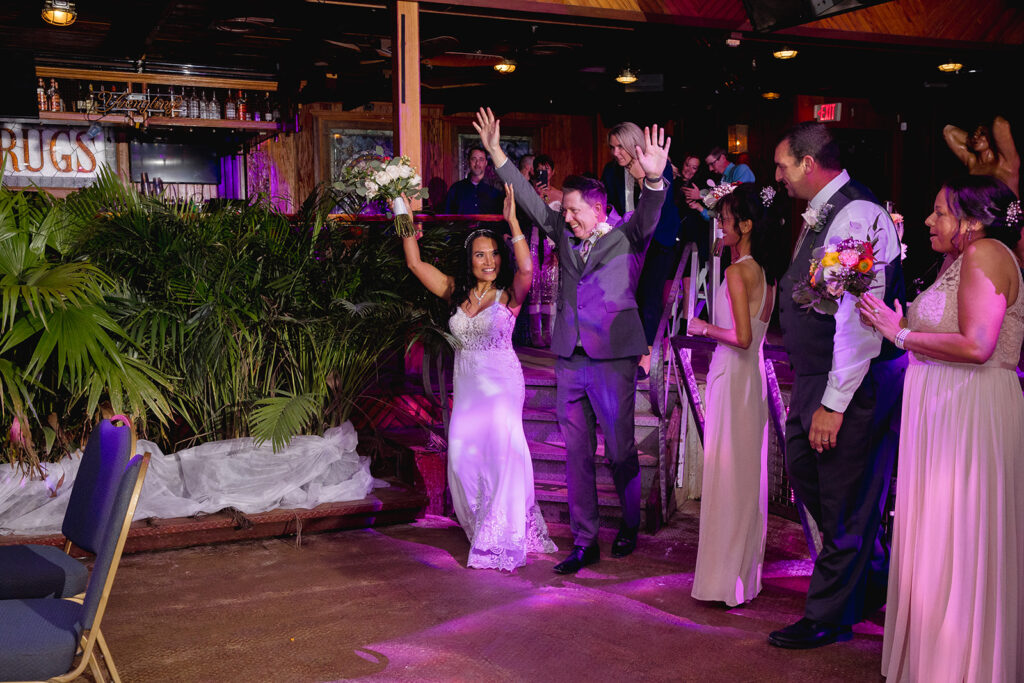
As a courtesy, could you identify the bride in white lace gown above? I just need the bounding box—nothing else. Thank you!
[400,187,556,570]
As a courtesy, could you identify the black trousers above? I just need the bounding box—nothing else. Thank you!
[785,355,907,625]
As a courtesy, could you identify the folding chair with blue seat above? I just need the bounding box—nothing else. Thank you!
[0,452,149,683]
[0,417,135,601]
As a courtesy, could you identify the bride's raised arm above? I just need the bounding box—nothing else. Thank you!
[396,196,454,301]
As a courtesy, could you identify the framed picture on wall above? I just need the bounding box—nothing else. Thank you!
[328,128,394,184]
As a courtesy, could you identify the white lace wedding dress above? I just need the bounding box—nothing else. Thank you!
[447,292,557,570]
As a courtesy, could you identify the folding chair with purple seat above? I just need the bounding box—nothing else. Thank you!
[0,416,136,601]
[0,451,150,682]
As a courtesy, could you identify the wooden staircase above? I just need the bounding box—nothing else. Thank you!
[518,348,664,531]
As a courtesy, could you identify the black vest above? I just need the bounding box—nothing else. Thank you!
[778,179,905,376]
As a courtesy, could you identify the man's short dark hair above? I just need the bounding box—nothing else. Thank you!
[707,146,727,159]
[534,153,555,170]
[467,145,487,159]
[562,175,607,208]
[781,122,842,171]
[518,153,535,171]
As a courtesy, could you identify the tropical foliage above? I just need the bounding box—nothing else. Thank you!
[0,171,171,473]
[58,169,454,453]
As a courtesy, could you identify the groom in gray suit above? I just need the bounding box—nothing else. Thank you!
[475,108,670,573]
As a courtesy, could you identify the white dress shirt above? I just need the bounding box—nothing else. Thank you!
[807,170,900,412]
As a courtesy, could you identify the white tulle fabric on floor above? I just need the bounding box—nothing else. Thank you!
[0,423,385,535]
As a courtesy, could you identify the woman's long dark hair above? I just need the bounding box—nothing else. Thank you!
[448,228,515,317]
[718,184,786,286]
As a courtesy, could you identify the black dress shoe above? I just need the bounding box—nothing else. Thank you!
[767,618,853,649]
[611,525,639,558]
[553,544,600,574]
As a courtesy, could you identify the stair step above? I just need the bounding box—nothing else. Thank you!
[534,479,622,506]
[522,407,659,426]
[528,440,657,467]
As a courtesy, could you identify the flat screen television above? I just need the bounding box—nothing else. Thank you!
[742,0,895,33]
[0,52,40,119]
[129,142,221,184]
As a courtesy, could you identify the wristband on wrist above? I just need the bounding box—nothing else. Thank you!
[894,327,911,350]
[822,405,835,414]
[510,234,525,244]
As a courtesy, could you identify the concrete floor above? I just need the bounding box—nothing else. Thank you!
[98,502,885,682]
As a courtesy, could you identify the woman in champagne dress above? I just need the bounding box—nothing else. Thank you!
[401,187,556,571]
[687,184,782,605]
[860,176,1024,682]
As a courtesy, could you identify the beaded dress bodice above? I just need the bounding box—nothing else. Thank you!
[907,244,1024,369]
[449,293,517,352]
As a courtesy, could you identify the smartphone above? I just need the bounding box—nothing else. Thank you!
[536,167,549,185]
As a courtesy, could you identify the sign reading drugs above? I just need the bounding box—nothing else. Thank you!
[1,123,111,187]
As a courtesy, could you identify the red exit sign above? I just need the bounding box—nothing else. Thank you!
[814,102,842,122]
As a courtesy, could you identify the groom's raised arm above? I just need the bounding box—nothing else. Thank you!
[475,107,563,240]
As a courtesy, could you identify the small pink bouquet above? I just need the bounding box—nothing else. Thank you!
[792,217,886,315]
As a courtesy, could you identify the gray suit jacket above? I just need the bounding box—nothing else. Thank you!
[496,160,667,359]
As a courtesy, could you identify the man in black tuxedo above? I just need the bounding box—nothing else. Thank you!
[770,122,906,649]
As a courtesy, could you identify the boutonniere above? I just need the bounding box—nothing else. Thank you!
[589,222,613,242]
[801,203,834,233]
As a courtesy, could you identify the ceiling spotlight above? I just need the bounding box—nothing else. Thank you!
[494,58,517,74]
[762,91,781,100]
[937,61,963,73]
[616,67,638,85]
[41,0,76,26]
[773,47,798,60]
[725,33,741,48]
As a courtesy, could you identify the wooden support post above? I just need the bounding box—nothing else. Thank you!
[393,0,422,210]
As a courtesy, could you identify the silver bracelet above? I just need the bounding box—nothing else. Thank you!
[894,327,911,350]
[509,234,525,244]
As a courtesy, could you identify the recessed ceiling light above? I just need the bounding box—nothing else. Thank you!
[616,67,638,85]
[773,47,798,60]
[762,91,781,100]
[938,61,963,73]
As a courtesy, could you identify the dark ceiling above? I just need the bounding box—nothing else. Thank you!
[1,0,1020,117]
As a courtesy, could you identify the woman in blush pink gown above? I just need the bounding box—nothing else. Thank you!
[860,176,1024,682]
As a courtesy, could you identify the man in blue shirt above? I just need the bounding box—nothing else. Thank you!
[683,146,755,221]
[442,146,504,215]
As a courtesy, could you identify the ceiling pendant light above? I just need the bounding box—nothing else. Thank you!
[937,61,963,73]
[616,67,638,85]
[41,0,77,26]
[772,47,798,60]
[493,58,517,74]
[762,91,781,100]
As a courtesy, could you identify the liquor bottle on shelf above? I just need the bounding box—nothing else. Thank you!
[176,87,188,118]
[168,86,178,117]
[48,78,63,112]
[210,90,220,119]
[263,92,273,122]
[253,92,261,122]
[224,89,236,120]
[188,88,200,119]
[236,90,247,121]
[199,90,209,119]
[87,83,97,114]
[37,78,47,112]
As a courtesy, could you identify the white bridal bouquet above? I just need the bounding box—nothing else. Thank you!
[337,147,428,237]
